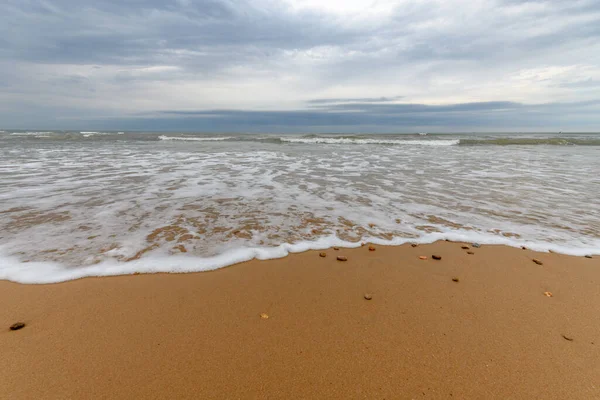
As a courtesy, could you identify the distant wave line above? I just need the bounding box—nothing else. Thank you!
[279,137,459,146]
[158,135,233,141]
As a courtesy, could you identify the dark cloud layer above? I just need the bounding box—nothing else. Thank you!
[73,99,599,133]
[308,96,404,104]
[2,0,356,67]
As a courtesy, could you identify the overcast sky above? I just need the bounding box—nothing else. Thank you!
[1,0,600,132]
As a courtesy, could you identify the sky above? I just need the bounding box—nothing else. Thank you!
[1,0,600,132]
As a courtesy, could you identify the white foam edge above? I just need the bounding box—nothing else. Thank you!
[280,137,459,145]
[158,135,232,141]
[10,131,53,136]
[1,231,597,284]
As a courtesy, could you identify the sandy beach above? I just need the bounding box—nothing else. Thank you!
[4,1,600,398]
[2,242,599,399]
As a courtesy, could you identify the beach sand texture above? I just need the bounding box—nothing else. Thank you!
[2,242,599,399]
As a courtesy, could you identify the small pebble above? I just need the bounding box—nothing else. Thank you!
[585,255,593,259]
[411,243,418,247]
[472,243,481,248]
[319,252,327,258]
[337,256,347,262]
[521,246,527,250]
[364,293,372,300]
[461,246,469,250]
[10,322,25,331]
[419,256,427,260]
[260,313,269,319]
[544,291,553,297]
[368,246,376,251]
[452,277,459,282]
[432,255,442,260]
[333,247,340,251]
[467,251,474,255]
[532,259,543,265]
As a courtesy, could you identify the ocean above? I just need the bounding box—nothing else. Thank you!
[1,130,599,283]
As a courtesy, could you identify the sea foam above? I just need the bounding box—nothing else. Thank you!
[1,133,599,283]
[1,231,597,284]
[279,137,459,145]
[158,135,232,141]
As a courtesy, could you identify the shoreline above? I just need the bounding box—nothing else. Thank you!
[2,242,599,398]
[1,236,598,284]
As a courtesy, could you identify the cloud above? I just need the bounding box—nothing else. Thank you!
[1,0,600,130]
[308,96,404,104]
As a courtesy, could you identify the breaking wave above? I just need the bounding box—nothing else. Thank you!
[158,135,233,141]
[461,138,600,146]
[279,137,460,145]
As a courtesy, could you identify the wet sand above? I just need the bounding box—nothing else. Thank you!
[1,242,599,399]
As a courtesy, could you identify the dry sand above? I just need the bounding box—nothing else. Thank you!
[1,242,599,399]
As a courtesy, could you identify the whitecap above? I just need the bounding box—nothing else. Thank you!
[158,135,232,141]
[279,137,459,145]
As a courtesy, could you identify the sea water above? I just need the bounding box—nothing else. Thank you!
[1,131,599,283]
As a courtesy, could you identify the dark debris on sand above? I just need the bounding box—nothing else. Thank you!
[10,322,26,331]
